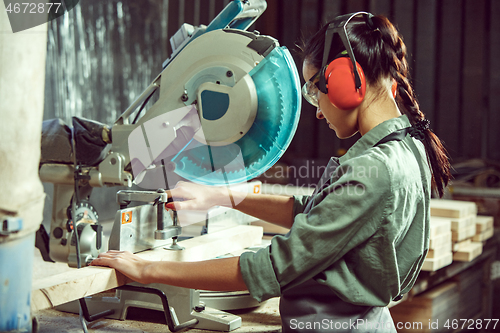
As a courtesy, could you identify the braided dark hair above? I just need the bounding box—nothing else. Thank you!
[300,15,451,197]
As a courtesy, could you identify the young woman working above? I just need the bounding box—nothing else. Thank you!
[92,12,451,332]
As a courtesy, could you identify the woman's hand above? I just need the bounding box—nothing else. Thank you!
[90,250,153,285]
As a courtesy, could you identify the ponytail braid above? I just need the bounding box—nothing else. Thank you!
[375,16,451,197]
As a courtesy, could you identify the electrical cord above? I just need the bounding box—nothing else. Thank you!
[132,88,157,124]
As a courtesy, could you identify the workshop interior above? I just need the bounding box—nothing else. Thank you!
[1,0,500,332]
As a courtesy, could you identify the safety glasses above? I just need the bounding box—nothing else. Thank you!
[301,70,321,107]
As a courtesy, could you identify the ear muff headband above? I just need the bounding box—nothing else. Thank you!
[317,12,374,110]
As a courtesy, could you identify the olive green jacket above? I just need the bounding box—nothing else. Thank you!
[240,115,431,306]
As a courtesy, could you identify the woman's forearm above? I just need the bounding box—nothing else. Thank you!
[91,251,248,291]
[144,257,248,291]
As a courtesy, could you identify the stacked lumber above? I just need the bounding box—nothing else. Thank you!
[427,199,493,265]
[422,217,453,271]
[473,215,494,242]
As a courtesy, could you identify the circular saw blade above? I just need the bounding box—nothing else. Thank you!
[173,46,301,185]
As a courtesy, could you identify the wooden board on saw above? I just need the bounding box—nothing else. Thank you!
[430,199,477,218]
[452,241,483,262]
[31,225,263,312]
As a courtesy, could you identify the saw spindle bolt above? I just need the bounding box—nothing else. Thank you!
[181,92,189,102]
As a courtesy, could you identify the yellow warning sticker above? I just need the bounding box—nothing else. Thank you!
[121,211,132,224]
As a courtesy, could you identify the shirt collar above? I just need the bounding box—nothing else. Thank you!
[339,114,411,163]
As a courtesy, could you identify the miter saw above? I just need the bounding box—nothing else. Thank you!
[37,0,301,330]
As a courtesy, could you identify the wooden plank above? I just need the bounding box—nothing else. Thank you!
[31,225,263,312]
[422,252,453,272]
[472,227,494,242]
[435,0,463,158]
[451,224,476,242]
[427,239,451,259]
[461,0,486,159]
[429,231,451,250]
[430,199,477,218]
[429,218,451,238]
[476,215,494,233]
[453,238,471,252]
[430,215,474,232]
[452,242,483,262]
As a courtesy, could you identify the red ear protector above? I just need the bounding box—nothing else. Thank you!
[317,12,374,110]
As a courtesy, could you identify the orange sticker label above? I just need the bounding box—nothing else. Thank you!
[121,211,132,224]
[253,184,261,194]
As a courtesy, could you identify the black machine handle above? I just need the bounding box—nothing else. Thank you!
[117,285,199,332]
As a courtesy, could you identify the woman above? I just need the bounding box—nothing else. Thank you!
[92,12,451,332]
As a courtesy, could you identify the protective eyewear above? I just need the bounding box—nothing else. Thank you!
[301,70,321,107]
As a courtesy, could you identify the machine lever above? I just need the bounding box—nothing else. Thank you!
[78,298,115,322]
